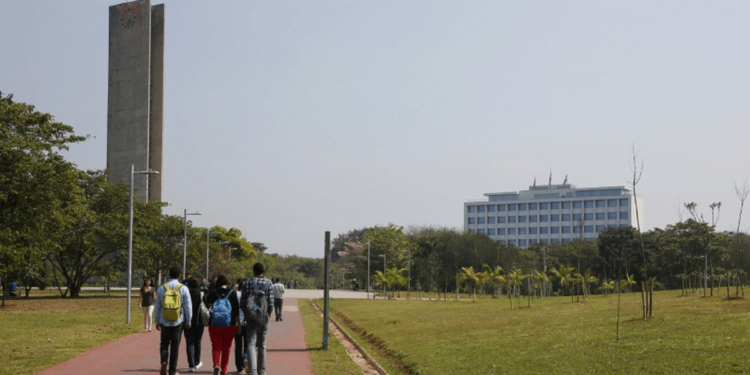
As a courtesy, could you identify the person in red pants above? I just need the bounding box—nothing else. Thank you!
[204,274,241,375]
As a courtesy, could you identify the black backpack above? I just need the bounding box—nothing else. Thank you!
[245,278,270,326]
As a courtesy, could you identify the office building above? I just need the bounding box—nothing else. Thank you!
[464,180,643,247]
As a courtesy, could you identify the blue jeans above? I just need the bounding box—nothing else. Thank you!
[234,323,247,372]
[185,324,204,368]
[160,325,183,375]
[245,320,269,375]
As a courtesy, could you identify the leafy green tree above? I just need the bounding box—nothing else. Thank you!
[458,266,480,301]
[0,91,86,303]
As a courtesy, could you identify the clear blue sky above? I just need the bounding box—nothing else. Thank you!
[2,1,749,257]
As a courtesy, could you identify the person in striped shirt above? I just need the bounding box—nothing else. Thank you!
[270,278,285,322]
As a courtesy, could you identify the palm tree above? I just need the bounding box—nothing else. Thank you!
[534,269,550,297]
[551,264,576,302]
[583,268,598,297]
[483,264,504,299]
[459,266,480,301]
[373,270,391,298]
[621,274,636,292]
[385,267,407,298]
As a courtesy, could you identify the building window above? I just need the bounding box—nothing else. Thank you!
[529,203,538,210]
[562,202,571,209]
[498,204,506,212]
[596,200,605,208]
[508,216,517,223]
[498,216,506,223]
[518,204,527,211]
[519,228,527,235]
[584,225,594,233]
[540,239,548,244]
[620,212,629,220]
[477,217,486,224]
[596,225,605,233]
[518,239,527,247]
[562,226,571,234]
[608,223,617,228]
[488,228,496,236]
[529,227,538,235]
[530,239,538,245]
[540,215,549,222]
[488,217,496,224]
[529,215,538,223]
[608,212,618,220]
[488,205,496,212]
[551,214,560,222]
[468,229,474,233]
[620,224,629,228]
[620,198,629,207]
[551,238,560,243]
[468,218,476,224]
[607,199,618,208]
[572,213,582,221]
[585,200,594,208]
[551,202,560,209]
[540,227,549,234]
[540,202,549,210]
[468,206,475,213]
[596,212,605,220]
[518,216,527,223]
[478,205,486,213]
[508,228,516,235]
[573,201,583,209]
[573,226,581,234]
[562,238,571,243]
[477,229,486,234]
[498,228,506,235]
[508,239,517,246]
[551,226,560,234]
[508,204,517,212]
[562,214,571,221]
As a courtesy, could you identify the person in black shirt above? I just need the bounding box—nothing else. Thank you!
[184,278,205,372]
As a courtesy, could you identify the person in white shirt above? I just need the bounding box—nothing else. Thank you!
[270,278,285,322]
[154,266,192,375]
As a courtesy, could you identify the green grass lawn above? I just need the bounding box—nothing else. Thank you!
[323,291,750,375]
[0,295,140,375]
[298,298,364,375]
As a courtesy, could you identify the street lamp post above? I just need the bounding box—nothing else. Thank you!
[183,209,202,280]
[403,249,411,300]
[367,242,370,300]
[127,165,159,324]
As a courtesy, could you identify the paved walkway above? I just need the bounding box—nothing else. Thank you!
[40,298,312,375]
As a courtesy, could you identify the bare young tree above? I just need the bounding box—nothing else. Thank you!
[733,179,750,297]
[627,144,650,319]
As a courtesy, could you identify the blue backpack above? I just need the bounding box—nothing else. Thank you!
[210,290,233,328]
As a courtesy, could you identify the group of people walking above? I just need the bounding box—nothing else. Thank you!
[142,263,285,375]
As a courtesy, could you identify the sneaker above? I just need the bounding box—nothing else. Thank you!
[243,360,249,374]
[213,366,221,375]
[196,361,203,370]
[187,368,195,372]
[160,363,167,375]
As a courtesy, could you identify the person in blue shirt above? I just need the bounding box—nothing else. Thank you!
[154,266,193,375]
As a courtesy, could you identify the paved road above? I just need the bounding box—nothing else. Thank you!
[40,298,313,375]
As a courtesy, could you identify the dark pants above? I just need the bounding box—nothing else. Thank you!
[160,325,184,375]
[274,299,283,321]
[234,323,247,372]
[185,324,205,368]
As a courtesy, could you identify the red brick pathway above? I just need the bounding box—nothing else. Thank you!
[39,298,312,375]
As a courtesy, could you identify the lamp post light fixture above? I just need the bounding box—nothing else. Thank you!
[126,165,159,324]
[183,209,202,280]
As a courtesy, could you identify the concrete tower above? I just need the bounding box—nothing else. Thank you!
[106,0,164,202]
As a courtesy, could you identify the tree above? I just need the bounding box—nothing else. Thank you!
[0,91,86,304]
[551,264,576,301]
[458,266,480,301]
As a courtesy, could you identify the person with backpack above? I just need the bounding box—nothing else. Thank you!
[184,278,205,372]
[154,266,193,375]
[204,274,241,375]
[240,263,274,375]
